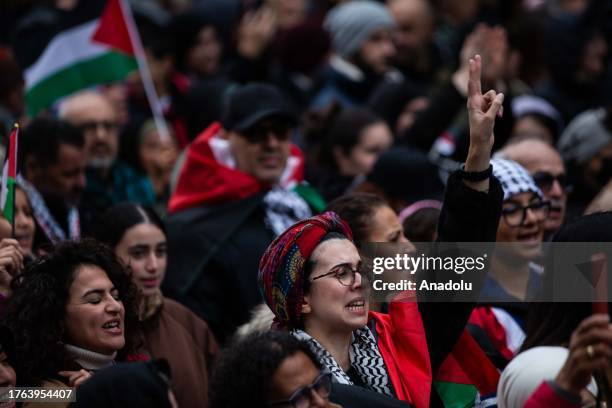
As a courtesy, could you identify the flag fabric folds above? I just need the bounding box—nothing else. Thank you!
[1,125,18,227]
[13,0,137,115]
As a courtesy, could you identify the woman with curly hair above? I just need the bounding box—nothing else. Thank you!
[91,202,218,408]
[210,330,338,408]
[3,239,140,394]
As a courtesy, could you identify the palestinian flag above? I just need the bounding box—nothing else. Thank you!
[434,330,500,407]
[1,125,18,228]
[12,0,137,115]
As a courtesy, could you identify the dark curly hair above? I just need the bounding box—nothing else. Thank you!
[209,331,322,408]
[3,238,141,386]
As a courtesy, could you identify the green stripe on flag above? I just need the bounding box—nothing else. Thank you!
[434,381,478,408]
[26,51,137,115]
[3,178,15,225]
[293,183,326,213]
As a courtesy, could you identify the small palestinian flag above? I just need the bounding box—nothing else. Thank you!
[434,330,500,407]
[12,0,138,115]
[1,125,18,229]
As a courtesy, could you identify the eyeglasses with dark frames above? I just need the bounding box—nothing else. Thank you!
[502,200,551,227]
[311,262,371,287]
[268,372,332,408]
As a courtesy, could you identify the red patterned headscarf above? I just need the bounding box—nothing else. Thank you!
[258,211,353,328]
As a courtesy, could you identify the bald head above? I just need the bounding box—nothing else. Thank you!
[499,139,564,174]
[388,0,434,61]
[59,91,119,170]
[60,91,115,122]
[498,139,567,234]
[388,0,433,18]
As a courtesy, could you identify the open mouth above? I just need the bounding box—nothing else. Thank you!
[346,298,366,312]
[102,319,122,334]
[517,231,541,243]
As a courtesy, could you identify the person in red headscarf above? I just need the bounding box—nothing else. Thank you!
[259,55,504,408]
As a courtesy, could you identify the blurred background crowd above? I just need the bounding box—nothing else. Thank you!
[0,0,609,407]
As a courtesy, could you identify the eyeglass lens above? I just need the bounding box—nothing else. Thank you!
[503,202,550,227]
[291,373,332,408]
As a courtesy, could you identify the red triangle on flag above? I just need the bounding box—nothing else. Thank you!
[92,0,135,55]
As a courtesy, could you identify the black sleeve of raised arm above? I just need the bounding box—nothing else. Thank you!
[418,171,503,373]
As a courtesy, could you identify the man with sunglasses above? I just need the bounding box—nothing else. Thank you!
[166,83,323,344]
[497,138,567,238]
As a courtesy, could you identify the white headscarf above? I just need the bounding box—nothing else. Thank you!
[497,346,597,408]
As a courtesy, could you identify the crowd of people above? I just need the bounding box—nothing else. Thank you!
[0,0,611,406]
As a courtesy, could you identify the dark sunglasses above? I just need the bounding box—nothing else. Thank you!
[78,120,119,133]
[532,171,567,193]
[268,372,332,408]
[242,121,292,144]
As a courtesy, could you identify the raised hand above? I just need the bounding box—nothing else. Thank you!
[238,7,278,59]
[481,26,508,86]
[452,24,488,97]
[461,54,504,192]
[556,314,612,395]
[465,54,504,171]
[0,239,24,297]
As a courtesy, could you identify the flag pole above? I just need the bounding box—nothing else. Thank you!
[8,123,18,239]
[116,0,171,143]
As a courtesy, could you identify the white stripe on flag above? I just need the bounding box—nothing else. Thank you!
[24,20,110,89]
[0,160,8,211]
[491,307,526,354]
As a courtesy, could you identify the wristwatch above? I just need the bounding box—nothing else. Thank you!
[457,164,492,181]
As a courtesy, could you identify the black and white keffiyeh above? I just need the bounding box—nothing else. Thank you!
[263,187,312,236]
[490,158,542,201]
[18,176,80,243]
[208,135,312,237]
[290,327,394,397]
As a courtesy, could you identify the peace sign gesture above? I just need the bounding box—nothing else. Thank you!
[467,54,504,152]
[463,55,504,180]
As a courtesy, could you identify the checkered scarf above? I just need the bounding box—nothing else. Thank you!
[491,158,543,200]
[291,327,394,397]
[17,176,80,243]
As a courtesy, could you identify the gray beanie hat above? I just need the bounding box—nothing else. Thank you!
[557,108,612,164]
[324,0,395,58]
[491,158,543,201]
